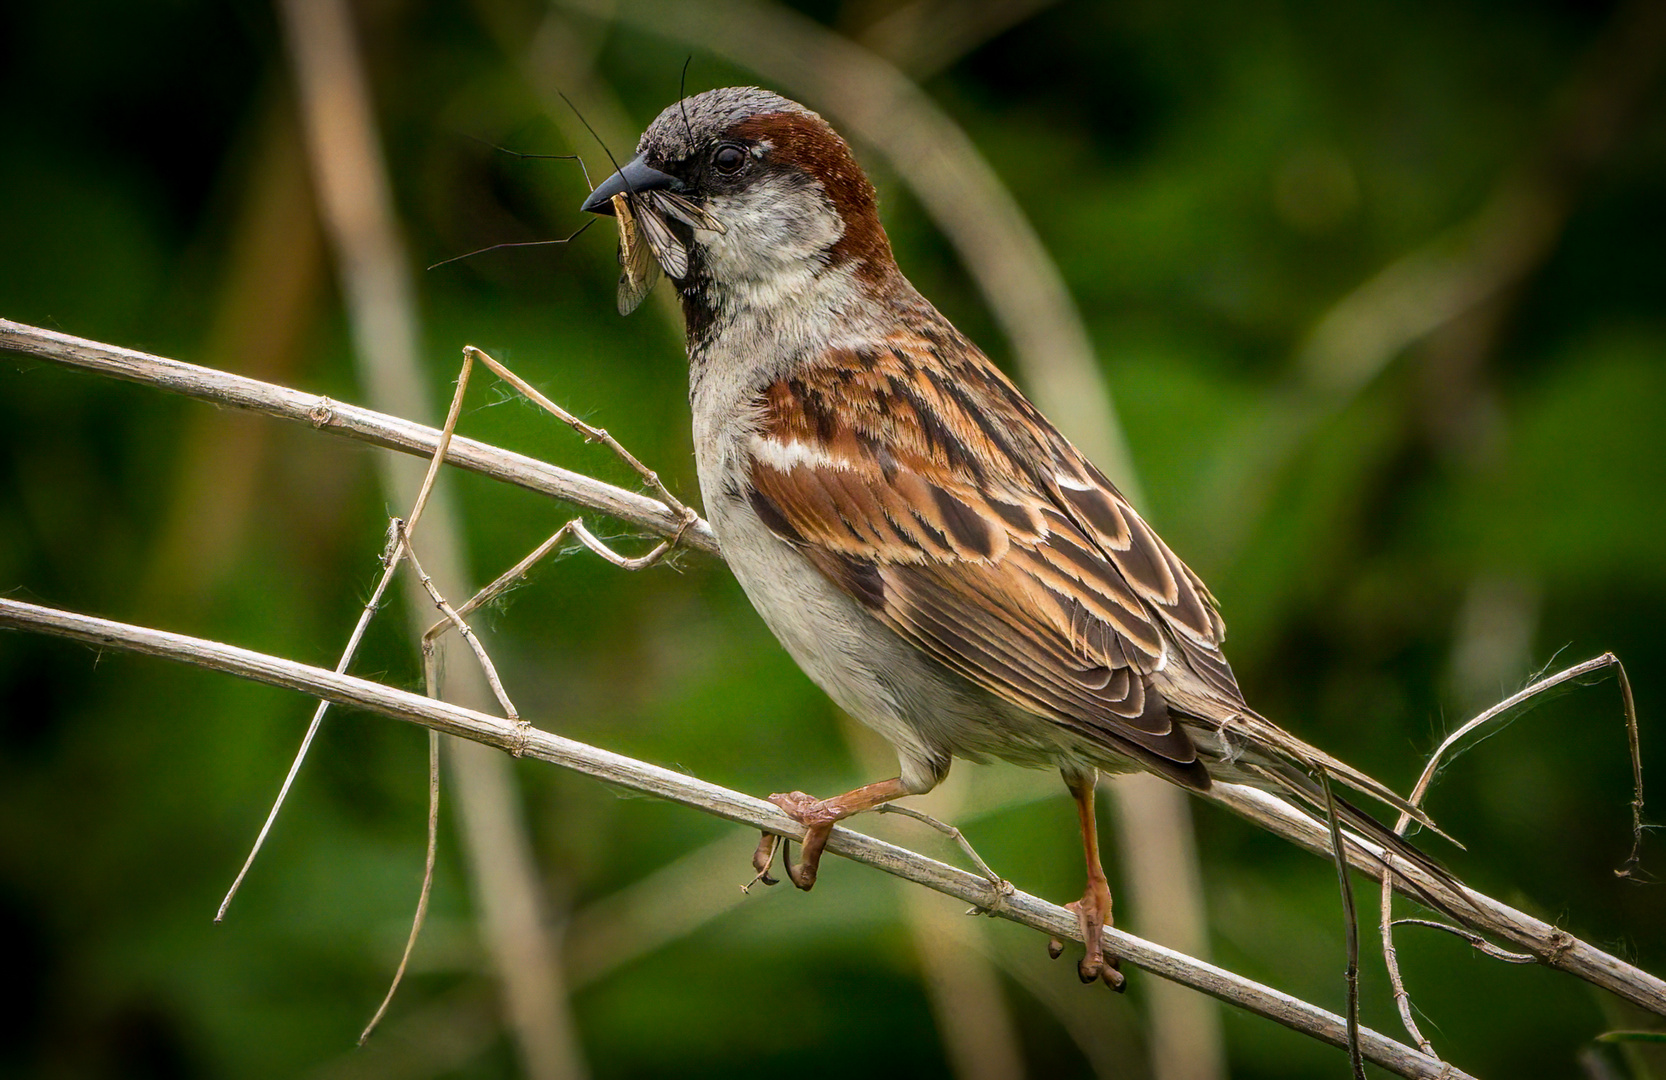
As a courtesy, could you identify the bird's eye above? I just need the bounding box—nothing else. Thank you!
[712,144,747,175]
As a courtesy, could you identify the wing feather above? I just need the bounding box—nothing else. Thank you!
[744,329,1242,789]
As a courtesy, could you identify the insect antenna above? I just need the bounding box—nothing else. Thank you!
[462,132,594,191]
[556,89,635,197]
[427,218,596,271]
[678,56,695,145]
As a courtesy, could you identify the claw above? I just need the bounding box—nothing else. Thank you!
[1067,883,1121,990]
[1047,937,1065,960]
[744,832,780,891]
[750,778,914,894]
[767,792,842,892]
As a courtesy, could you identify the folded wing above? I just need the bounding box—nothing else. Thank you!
[744,328,1242,789]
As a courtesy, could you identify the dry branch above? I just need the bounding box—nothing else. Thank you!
[0,594,1463,1080]
[0,320,715,555]
[4,319,1663,1040]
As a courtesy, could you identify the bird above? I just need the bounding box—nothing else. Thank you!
[579,86,1451,987]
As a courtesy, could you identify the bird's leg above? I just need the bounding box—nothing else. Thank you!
[762,777,912,891]
[1056,769,1125,991]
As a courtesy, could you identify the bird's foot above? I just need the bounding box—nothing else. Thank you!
[755,791,839,892]
[1052,881,1124,991]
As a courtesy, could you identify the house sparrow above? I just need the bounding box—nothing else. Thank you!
[581,87,1448,987]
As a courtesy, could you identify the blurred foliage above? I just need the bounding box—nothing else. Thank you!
[2,0,1664,1077]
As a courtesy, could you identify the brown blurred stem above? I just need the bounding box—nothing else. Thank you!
[140,87,325,611]
[4,318,1662,1027]
[0,593,1471,1080]
[1204,0,1666,562]
[850,0,1059,82]
[275,0,587,1074]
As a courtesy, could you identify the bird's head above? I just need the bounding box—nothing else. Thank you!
[581,87,893,322]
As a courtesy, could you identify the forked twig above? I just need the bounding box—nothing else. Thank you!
[399,528,520,726]
[415,346,696,651]
[1378,652,1648,1058]
[463,345,697,523]
[219,342,693,1038]
[214,523,404,921]
[358,345,691,1032]
[221,339,480,1037]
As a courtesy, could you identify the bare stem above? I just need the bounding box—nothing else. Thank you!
[361,729,442,1044]
[872,802,1012,905]
[0,319,717,555]
[1379,852,1439,1059]
[399,526,520,725]
[1392,920,1538,963]
[1376,650,1648,1052]
[1318,771,1366,1080]
[0,594,1471,1080]
[215,524,405,921]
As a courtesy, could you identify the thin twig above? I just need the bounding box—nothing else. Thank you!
[0,594,1471,1080]
[1376,650,1651,1053]
[365,343,689,1027]
[1405,653,1633,814]
[215,525,404,920]
[1613,660,1646,879]
[466,346,696,523]
[405,347,479,536]
[1379,852,1438,1058]
[399,528,520,725]
[1392,920,1538,963]
[361,730,442,1043]
[0,319,715,553]
[1318,771,1367,1080]
[351,332,487,1031]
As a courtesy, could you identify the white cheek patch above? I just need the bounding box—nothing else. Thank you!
[700,175,845,284]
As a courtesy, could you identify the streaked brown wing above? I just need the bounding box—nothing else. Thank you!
[745,331,1241,787]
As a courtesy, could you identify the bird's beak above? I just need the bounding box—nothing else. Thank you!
[580,154,680,215]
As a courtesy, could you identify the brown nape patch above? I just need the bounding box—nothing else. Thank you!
[730,111,894,278]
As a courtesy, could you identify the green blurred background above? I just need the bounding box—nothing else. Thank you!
[2,0,1664,1077]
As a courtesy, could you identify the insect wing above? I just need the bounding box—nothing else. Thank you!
[634,197,689,280]
[654,190,725,234]
[612,193,659,315]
